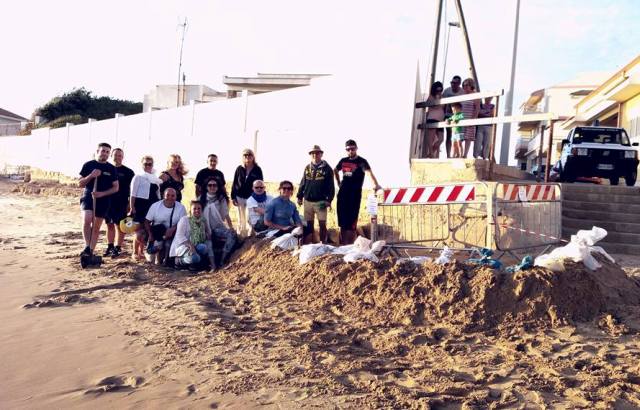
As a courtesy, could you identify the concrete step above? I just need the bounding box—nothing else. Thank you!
[561,184,640,196]
[563,200,640,214]
[562,225,640,246]
[563,216,640,234]
[562,228,640,255]
[562,191,640,204]
[562,209,640,225]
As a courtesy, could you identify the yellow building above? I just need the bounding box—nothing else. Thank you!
[563,54,640,142]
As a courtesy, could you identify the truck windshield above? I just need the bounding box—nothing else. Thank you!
[573,129,631,146]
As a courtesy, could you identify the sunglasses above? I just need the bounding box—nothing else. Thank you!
[207,183,218,187]
[346,147,357,152]
[254,186,265,189]
[143,163,153,166]
[281,186,294,191]
[243,154,254,157]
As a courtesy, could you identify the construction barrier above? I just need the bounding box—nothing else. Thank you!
[492,182,562,256]
[375,181,563,257]
[376,182,491,251]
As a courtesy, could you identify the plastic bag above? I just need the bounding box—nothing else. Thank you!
[270,233,299,250]
[332,245,355,255]
[353,236,372,252]
[344,251,379,263]
[468,248,503,269]
[435,246,453,264]
[297,243,335,264]
[534,226,615,271]
[397,256,433,265]
[370,240,386,253]
[505,255,533,273]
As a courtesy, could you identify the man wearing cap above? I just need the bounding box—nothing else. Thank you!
[334,139,381,245]
[297,145,335,244]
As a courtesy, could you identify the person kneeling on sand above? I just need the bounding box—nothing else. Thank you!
[246,179,273,234]
[202,177,236,269]
[170,200,214,271]
[144,188,187,265]
[265,180,304,237]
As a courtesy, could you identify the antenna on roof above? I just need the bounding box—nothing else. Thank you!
[177,17,188,107]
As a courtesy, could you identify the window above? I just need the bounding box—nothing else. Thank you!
[520,162,527,171]
[573,128,631,146]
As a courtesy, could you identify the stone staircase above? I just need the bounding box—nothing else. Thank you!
[562,184,640,255]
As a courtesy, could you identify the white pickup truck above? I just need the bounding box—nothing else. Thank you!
[559,126,639,186]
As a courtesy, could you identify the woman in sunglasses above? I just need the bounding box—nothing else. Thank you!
[129,155,162,260]
[264,180,303,237]
[231,148,263,236]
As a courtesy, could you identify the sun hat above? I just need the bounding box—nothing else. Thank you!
[308,144,323,154]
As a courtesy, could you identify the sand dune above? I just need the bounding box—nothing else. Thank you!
[2,180,640,409]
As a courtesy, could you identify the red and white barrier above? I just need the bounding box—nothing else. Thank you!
[382,184,476,205]
[501,184,556,202]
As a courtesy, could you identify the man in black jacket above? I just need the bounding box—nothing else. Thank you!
[297,145,335,244]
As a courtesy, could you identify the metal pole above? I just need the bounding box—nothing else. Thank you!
[176,17,187,108]
[453,0,479,90]
[428,0,444,87]
[544,120,555,182]
[500,0,521,165]
[537,124,545,182]
[442,22,460,83]
[488,96,500,180]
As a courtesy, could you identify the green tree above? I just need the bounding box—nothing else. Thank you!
[34,88,142,128]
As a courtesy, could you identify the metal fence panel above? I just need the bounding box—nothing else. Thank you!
[493,183,562,252]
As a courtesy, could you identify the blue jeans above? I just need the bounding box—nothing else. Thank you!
[178,243,209,265]
[212,227,236,256]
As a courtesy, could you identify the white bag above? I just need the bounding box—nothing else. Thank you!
[397,256,433,265]
[297,243,335,264]
[435,246,453,264]
[270,233,299,251]
[370,240,386,253]
[534,226,614,271]
[353,236,372,252]
[344,251,379,263]
[332,245,355,255]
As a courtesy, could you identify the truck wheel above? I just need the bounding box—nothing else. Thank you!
[626,171,637,187]
[610,176,619,185]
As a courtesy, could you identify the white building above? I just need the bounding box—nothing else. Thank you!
[515,72,610,172]
[0,107,28,136]
[143,85,227,111]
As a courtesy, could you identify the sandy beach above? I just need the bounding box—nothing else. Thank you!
[2,179,640,409]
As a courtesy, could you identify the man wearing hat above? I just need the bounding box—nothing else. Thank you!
[334,139,381,245]
[297,145,335,244]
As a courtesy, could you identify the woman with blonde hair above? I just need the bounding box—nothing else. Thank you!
[129,155,162,260]
[231,148,263,236]
[460,78,481,158]
[160,154,187,202]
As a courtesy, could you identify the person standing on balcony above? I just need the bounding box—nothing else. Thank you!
[461,78,481,158]
[475,97,495,159]
[442,75,463,158]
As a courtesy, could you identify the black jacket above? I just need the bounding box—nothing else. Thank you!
[231,165,263,200]
[297,160,335,202]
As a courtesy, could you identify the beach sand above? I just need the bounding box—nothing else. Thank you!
[2,179,640,409]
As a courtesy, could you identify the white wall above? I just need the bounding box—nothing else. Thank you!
[1,66,417,187]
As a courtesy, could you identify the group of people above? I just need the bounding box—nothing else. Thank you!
[418,75,495,159]
[78,139,381,271]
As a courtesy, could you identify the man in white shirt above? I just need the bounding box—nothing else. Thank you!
[144,188,187,264]
[442,75,463,158]
[246,180,273,233]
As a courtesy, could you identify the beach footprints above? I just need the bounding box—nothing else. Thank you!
[84,375,145,395]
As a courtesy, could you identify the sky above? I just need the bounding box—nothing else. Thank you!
[2,0,639,125]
